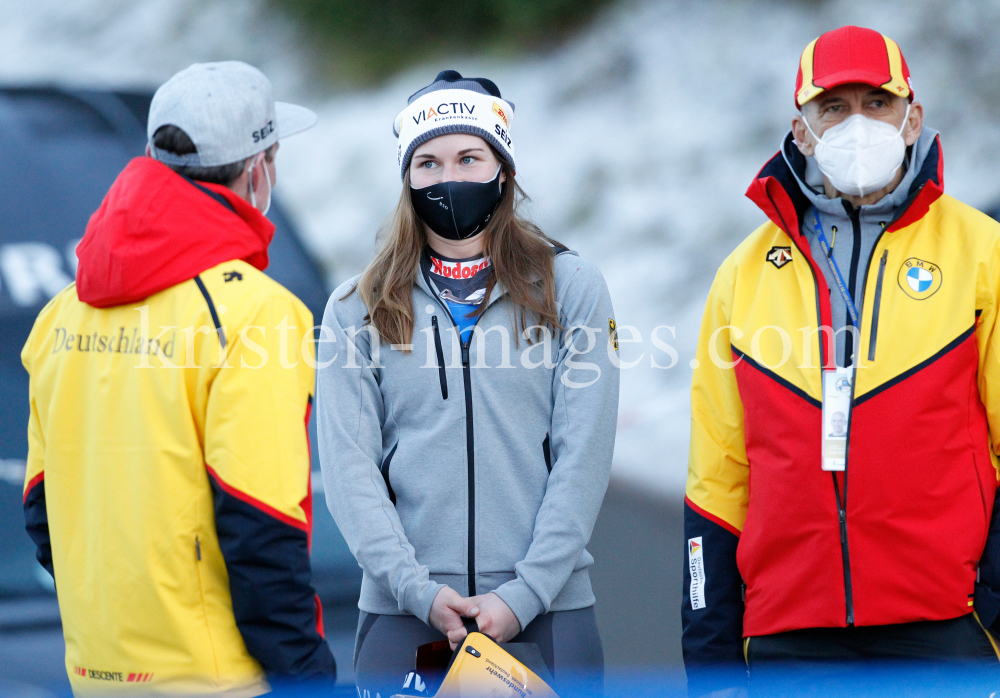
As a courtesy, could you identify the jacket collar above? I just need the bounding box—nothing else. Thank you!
[415,243,575,317]
[417,246,511,311]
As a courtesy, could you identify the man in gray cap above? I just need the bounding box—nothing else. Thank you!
[22,61,335,694]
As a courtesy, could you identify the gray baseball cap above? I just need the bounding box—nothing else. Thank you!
[148,61,318,167]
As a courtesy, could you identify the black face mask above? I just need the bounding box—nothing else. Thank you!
[410,167,503,240]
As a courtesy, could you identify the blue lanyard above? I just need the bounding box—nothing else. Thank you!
[812,210,859,326]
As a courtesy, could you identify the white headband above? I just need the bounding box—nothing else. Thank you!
[393,88,515,180]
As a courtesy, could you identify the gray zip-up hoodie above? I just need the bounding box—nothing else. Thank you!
[781,127,940,366]
[316,249,620,631]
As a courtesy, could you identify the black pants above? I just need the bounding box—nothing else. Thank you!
[354,606,604,698]
[746,614,1000,697]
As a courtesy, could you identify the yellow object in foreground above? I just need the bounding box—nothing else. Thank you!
[395,632,559,698]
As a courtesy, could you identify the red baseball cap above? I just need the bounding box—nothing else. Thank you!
[795,26,912,108]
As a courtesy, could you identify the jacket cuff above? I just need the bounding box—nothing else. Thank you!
[491,578,545,631]
[403,580,445,624]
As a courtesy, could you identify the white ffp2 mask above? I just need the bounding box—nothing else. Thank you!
[247,153,272,215]
[803,106,910,198]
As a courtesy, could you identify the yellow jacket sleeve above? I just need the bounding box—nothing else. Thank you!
[687,262,750,531]
[683,257,749,675]
[204,293,315,525]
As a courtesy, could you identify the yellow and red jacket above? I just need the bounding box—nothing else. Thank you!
[22,158,334,695]
[683,135,1000,665]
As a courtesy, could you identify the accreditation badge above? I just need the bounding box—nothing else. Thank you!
[822,367,853,471]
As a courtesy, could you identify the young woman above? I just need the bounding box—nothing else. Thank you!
[317,70,619,697]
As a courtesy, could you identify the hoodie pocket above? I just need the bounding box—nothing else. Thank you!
[542,433,552,473]
[380,443,398,505]
[431,316,448,400]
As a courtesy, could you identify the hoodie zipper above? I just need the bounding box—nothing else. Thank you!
[425,286,480,599]
[431,316,449,400]
[460,340,476,597]
[867,250,888,361]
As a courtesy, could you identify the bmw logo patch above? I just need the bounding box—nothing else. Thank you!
[897,258,942,300]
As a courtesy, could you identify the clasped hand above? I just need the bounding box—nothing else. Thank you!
[428,586,521,650]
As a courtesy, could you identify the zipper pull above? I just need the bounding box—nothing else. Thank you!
[195,536,201,561]
[839,510,846,524]
[461,343,470,366]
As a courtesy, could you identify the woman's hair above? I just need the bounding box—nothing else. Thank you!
[350,159,563,348]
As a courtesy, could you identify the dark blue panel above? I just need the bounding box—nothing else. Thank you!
[22,478,53,580]
[975,486,1000,630]
[208,472,336,679]
[683,502,747,695]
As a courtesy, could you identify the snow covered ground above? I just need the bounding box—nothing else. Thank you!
[4,0,1000,496]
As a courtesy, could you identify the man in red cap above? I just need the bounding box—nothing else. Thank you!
[684,25,1000,693]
